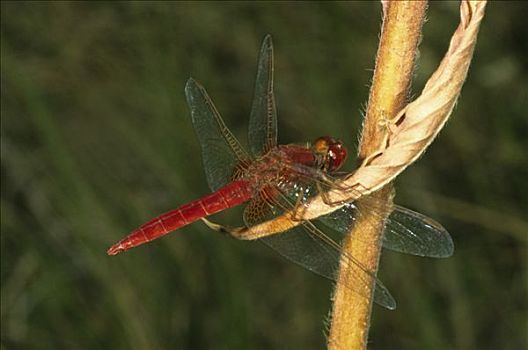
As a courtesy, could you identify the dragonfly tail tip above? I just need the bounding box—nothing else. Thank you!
[107,244,124,256]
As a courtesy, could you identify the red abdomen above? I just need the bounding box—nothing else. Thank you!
[107,180,252,255]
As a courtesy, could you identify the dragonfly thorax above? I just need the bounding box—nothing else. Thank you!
[239,144,324,196]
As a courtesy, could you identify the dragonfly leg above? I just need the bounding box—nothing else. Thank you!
[318,181,360,207]
[318,177,377,207]
[317,182,335,206]
[289,191,310,221]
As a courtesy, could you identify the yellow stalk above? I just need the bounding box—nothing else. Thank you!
[328,2,427,349]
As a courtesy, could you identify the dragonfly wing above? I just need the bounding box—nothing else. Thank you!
[319,202,454,258]
[244,195,396,309]
[383,205,454,258]
[260,226,337,280]
[248,35,277,157]
[260,221,396,310]
[185,78,250,192]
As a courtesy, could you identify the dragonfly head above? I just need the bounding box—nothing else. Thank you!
[312,136,348,172]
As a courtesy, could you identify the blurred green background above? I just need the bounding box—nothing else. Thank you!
[1,2,526,349]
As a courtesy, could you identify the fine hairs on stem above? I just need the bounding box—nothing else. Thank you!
[328,1,487,349]
[328,2,427,348]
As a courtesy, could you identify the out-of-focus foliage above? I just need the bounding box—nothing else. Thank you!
[1,2,526,349]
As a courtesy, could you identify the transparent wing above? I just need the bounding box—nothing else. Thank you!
[319,202,454,258]
[248,35,277,157]
[260,162,454,258]
[185,78,250,191]
[243,192,396,310]
[383,205,454,257]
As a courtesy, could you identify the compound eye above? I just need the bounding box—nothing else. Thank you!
[327,141,347,171]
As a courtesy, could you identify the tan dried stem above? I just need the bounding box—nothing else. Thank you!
[234,0,487,243]
[328,1,426,349]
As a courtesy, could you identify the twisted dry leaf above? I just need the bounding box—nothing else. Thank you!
[235,0,487,238]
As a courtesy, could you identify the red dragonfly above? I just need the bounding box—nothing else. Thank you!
[108,36,453,309]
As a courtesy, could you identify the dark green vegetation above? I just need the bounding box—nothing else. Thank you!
[1,2,526,349]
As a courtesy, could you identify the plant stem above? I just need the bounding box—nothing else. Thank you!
[328,2,427,349]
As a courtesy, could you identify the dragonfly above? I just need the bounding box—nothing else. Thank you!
[107,35,453,309]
